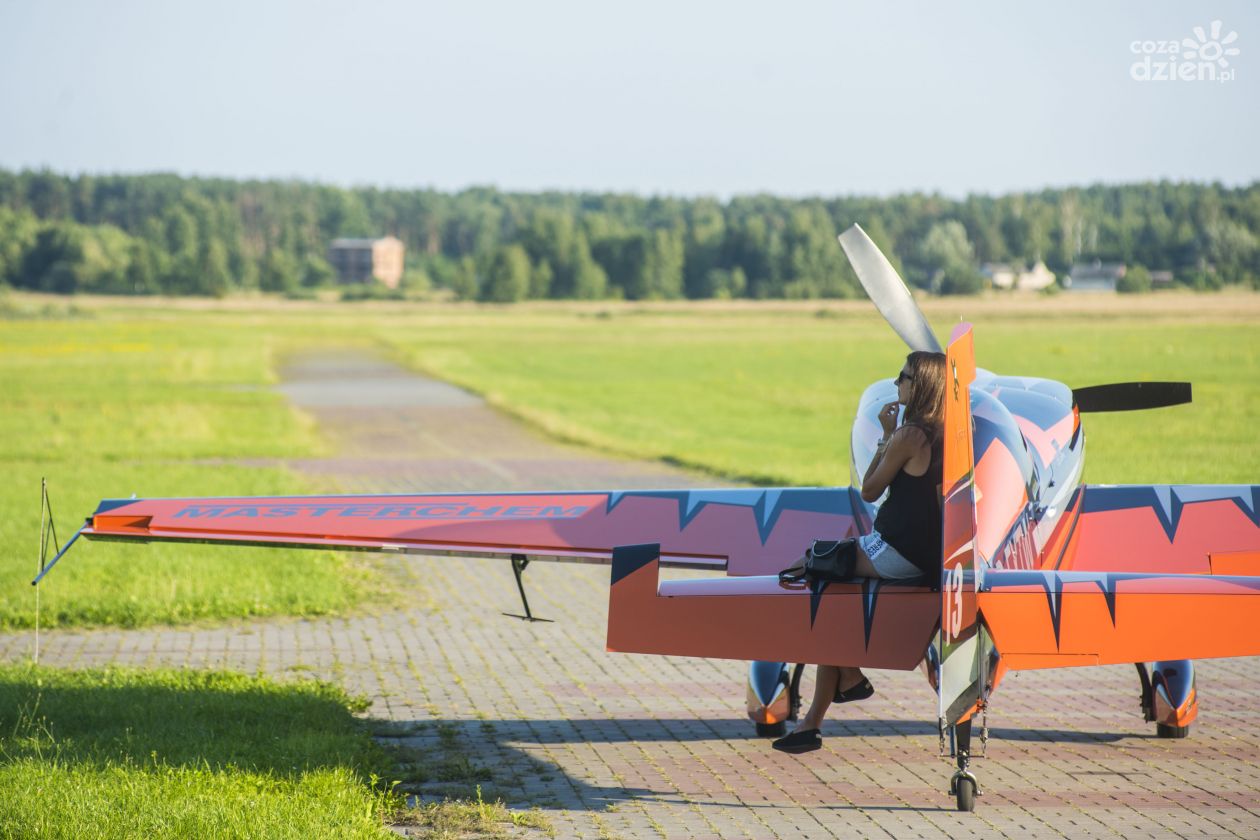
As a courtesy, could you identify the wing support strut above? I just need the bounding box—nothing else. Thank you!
[502,554,552,623]
[31,478,86,587]
[31,528,84,587]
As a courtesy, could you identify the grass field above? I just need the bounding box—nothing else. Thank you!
[0,662,402,839]
[0,312,386,629]
[383,294,1260,487]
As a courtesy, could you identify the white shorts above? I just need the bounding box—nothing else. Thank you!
[859,530,924,580]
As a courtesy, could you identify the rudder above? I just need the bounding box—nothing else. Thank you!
[937,323,994,726]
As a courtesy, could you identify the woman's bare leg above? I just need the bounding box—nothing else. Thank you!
[837,666,866,692]
[824,547,877,699]
[852,545,881,579]
[789,546,881,733]
[796,665,840,731]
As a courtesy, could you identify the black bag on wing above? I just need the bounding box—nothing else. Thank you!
[777,538,857,584]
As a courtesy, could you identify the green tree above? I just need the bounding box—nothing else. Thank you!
[571,235,608,299]
[937,262,985,295]
[918,221,983,293]
[480,244,530,302]
[1204,218,1258,284]
[450,256,479,300]
[684,199,725,298]
[1116,264,1153,294]
[125,240,160,294]
[530,259,554,299]
[594,233,648,299]
[301,253,335,287]
[645,229,685,299]
[782,206,852,298]
[0,206,38,284]
[520,209,575,297]
[920,221,975,274]
[703,267,747,299]
[261,249,300,292]
[17,221,132,293]
[196,240,233,297]
[400,267,432,295]
[164,205,198,259]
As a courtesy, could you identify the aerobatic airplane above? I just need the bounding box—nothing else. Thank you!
[34,226,1260,811]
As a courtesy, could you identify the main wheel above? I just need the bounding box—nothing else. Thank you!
[756,721,787,738]
[955,776,976,812]
[1157,722,1190,739]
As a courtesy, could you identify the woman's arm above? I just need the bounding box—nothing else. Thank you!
[860,426,926,503]
[862,435,891,485]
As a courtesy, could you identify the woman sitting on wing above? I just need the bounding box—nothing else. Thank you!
[774,350,947,754]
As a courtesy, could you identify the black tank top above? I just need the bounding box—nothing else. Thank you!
[871,425,943,576]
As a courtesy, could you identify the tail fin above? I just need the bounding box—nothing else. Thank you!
[937,324,993,725]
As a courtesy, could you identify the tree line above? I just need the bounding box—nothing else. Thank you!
[0,169,1257,300]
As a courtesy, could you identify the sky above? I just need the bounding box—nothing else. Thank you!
[1,0,1257,198]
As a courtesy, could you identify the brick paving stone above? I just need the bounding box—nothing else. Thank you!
[5,349,1259,839]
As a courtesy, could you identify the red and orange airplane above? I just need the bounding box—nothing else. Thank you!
[35,226,1260,811]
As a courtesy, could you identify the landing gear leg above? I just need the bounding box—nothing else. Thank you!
[1136,662,1155,722]
[948,719,980,812]
[502,554,553,622]
[788,663,805,722]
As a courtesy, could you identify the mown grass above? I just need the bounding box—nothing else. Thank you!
[0,312,385,629]
[0,662,402,839]
[380,296,1260,486]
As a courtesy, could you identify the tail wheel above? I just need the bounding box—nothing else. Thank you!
[755,721,787,738]
[954,776,976,812]
[1157,723,1190,739]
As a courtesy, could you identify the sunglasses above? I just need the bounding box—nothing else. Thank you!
[895,370,913,385]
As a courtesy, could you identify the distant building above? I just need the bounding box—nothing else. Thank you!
[328,236,405,288]
[1064,260,1126,292]
[981,260,1056,291]
[1150,270,1175,289]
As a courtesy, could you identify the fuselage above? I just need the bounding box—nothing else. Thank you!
[850,371,1084,572]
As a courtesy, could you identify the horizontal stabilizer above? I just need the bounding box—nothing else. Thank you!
[979,569,1260,669]
[1073,381,1191,412]
[607,545,937,669]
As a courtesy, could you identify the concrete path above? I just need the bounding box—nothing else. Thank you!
[4,350,1259,839]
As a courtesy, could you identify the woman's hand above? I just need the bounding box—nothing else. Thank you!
[878,401,900,436]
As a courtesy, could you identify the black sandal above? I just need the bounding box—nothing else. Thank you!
[833,677,875,704]
[772,728,822,754]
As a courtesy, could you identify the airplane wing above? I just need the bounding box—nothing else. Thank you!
[980,482,1260,668]
[1055,484,1260,575]
[46,488,865,581]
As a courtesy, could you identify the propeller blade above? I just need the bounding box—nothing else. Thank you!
[1073,382,1192,412]
[838,224,942,353]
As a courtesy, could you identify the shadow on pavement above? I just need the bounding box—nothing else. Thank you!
[381,714,1136,811]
